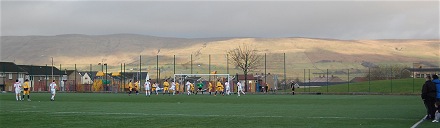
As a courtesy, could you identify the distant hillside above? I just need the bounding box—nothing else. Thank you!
[0,34,227,65]
[1,34,439,71]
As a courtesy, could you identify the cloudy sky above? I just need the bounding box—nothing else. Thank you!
[1,0,438,39]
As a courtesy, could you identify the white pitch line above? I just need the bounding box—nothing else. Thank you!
[410,115,427,128]
[307,116,415,121]
[53,111,283,118]
[7,110,416,121]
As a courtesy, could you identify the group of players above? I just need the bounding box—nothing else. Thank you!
[13,79,57,101]
[128,79,246,97]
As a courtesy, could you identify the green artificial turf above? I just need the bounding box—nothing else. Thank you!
[0,93,436,128]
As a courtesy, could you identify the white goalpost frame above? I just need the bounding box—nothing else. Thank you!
[173,74,231,92]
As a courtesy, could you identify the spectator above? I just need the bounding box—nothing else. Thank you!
[422,75,436,120]
[433,75,440,101]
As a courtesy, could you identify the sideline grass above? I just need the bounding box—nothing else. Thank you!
[0,93,436,128]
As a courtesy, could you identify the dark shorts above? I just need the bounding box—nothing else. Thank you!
[198,88,202,90]
[292,88,295,91]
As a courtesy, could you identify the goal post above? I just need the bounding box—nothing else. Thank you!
[173,74,231,92]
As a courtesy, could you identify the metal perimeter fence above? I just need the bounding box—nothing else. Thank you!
[1,53,438,94]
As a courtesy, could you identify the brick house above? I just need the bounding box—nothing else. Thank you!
[18,65,62,92]
[0,62,28,91]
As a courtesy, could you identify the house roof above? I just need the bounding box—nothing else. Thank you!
[405,68,440,72]
[79,72,97,77]
[0,62,27,73]
[350,77,367,82]
[76,72,98,81]
[65,70,86,76]
[17,65,62,75]
[310,76,346,82]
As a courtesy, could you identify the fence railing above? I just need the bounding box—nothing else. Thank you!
[1,53,438,94]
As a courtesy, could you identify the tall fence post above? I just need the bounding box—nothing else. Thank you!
[227,54,229,74]
[30,65,33,92]
[2,64,4,91]
[46,64,48,92]
[59,64,62,90]
[140,55,142,91]
[120,63,122,92]
[308,69,310,92]
[326,69,329,92]
[347,69,350,93]
[90,64,93,92]
[156,55,159,83]
[121,63,127,92]
[412,65,415,93]
[105,64,108,92]
[75,64,77,92]
[264,53,267,84]
[173,55,176,75]
[368,67,371,93]
[283,53,286,92]
[303,69,306,92]
[209,54,211,74]
[390,67,393,93]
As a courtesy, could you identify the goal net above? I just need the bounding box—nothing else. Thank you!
[173,74,232,92]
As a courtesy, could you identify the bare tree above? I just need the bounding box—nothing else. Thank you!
[227,44,262,88]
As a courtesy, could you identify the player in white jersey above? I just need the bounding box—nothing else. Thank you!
[13,80,22,101]
[144,80,151,97]
[185,80,191,95]
[237,81,245,97]
[153,82,159,95]
[49,80,57,101]
[170,81,176,95]
[225,80,230,95]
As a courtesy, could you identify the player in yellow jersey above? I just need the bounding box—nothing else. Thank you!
[128,80,133,96]
[163,79,170,95]
[22,79,31,101]
[265,83,270,94]
[175,82,180,95]
[215,80,224,96]
[134,81,140,95]
[208,82,213,95]
[190,82,195,94]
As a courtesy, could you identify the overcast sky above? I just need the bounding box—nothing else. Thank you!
[1,0,438,39]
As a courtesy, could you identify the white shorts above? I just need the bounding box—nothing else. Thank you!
[145,86,150,91]
[238,89,243,92]
[15,89,21,94]
[170,86,175,91]
[51,89,56,95]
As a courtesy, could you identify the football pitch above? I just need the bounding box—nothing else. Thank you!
[0,93,437,128]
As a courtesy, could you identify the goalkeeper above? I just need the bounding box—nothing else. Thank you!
[195,81,204,95]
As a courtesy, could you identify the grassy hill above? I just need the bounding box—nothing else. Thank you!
[1,34,438,76]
